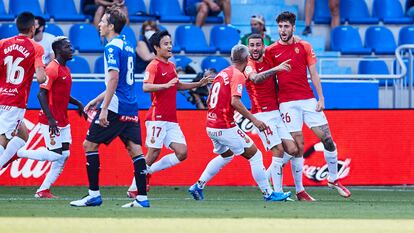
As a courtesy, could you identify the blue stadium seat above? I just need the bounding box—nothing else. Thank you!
[10,0,50,20]
[94,55,105,74]
[373,0,413,24]
[45,0,86,21]
[398,26,414,45]
[331,26,371,55]
[176,91,197,109]
[45,24,64,37]
[0,24,18,39]
[313,0,331,24]
[393,59,413,86]
[365,26,397,55]
[358,59,390,86]
[210,25,240,54]
[340,0,379,24]
[0,0,14,21]
[69,24,104,53]
[174,55,193,70]
[125,0,156,22]
[183,0,223,24]
[201,56,230,72]
[174,25,216,53]
[150,0,191,23]
[67,56,91,74]
[121,25,137,49]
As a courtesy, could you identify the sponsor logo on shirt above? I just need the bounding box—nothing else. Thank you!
[162,72,168,76]
[237,84,243,94]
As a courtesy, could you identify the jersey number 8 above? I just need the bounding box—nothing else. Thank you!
[209,82,221,108]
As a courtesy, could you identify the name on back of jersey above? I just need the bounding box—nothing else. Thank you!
[4,44,30,57]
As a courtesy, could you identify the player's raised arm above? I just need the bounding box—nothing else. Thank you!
[177,75,210,90]
[249,59,291,84]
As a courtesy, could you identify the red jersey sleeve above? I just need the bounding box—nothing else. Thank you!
[33,42,45,69]
[244,60,257,79]
[40,63,58,91]
[300,41,317,66]
[230,70,245,97]
[144,61,157,84]
[264,45,276,67]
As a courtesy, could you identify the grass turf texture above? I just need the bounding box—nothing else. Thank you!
[0,186,413,233]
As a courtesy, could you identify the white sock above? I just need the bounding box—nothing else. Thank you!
[136,195,147,201]
[148,153,180,174]
[198,155,234,189]
[270,157,284,193]
[128,177,137,191]
[282,152,293,165]
[0,137,26,168]
[88,189,100,197]
[324,149,338,183]
[248,150,273,197]
[37,151,69,192]
[17,148,62,161]
[291,157,305,193]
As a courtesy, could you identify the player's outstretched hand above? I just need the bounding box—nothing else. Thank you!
[252,119,267,132]
[77,103,88,120]
[198,76,211,87]
[48,118,60,136]
[165,78,179,89]
[84,99,98,112]
[316,99,325,112]
[99,108,109,127]
[276,59,291,72]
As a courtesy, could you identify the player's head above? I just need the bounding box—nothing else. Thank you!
[247,34,264,61]
[52,37,73,62]
[16,12,36,38]
[231,44,249,70]
[149,30,172,59]
[98,6,127,38]
[276,11,296,43]
[34,16,46,36]
[250,15,266,34]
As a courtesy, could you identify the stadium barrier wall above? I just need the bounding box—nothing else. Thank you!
[0,109,413,186]
[26,80,379,110]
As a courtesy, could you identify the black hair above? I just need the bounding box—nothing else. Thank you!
[149,30,171,55]
[35,16,46,27]
[16,12,35,34]
[276,11,296,26]
[105,6,126,34]
[247,33,264,44]
[51,36,68,55]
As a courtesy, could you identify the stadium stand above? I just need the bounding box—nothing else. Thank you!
[183,0,224,24]
[359,59,390,86]
[0,0,14,21]
[331,26,372,55]
[373,0,413,24]
[201,56,230,72]
[9,0,50,20]
[313,0,332,24]
[209,25,240,54]
[94,55,105,74]
[174,25,216,53]
[69,23,104,53]
[340,0,379,24]
[45,0,86,21]
[175,55,193,70]
[44,24,65,37]
[0,23,18,39]
[398,26,414,45]
[365,26,397,55]
[150,0,191,23]
[125,0,156,22]
[67,55,91,73]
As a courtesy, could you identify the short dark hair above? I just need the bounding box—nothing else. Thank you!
[276,11,296,26]
[105,6,126,34]
[35,16,46,28]
[16,12,35,34]
[51,36,68,55]
[247,34,264,44]
[149,30,171,55]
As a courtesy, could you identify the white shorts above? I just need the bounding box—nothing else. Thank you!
[145,121,186,149]
[0,106,25,139]
[206,126,254,155]
[40,124,72,150]
[254,110,293,151]
[279,98,328,132]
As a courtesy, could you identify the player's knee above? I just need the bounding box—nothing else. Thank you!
[322,137,336,151]
[198,3,209,14]
[271,144,284,157]
[175,148,188,161]
[83,140,98,152]
[286,144,299,156]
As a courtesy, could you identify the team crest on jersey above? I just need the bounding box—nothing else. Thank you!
[108,48,114,53]
[295,47,300,54]
[107,53,116,65]
[245,66,253,75]
[237,84,243,94]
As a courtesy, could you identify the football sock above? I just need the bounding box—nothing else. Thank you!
[270,157,284,193]
[198,155,234,189]
[88,189,100,197]
[17,148,62,161]
[0,137,25,168]
[136,195,148,201]
[248,150,273,197]
[133,155,147,196]
[86,151,100,191]
[282,152,293,165]
[37,150,69,192]
[128,177,137,192]
[291,157,305,193]
[324,148,338,182]
[148,153,180,174]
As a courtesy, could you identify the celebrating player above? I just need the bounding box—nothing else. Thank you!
[0,12,47,170]
[70,6,148,208]
[265,11,351,198]
[188,44,291,201]
[126,30,209,198]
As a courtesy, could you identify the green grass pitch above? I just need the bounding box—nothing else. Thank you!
[0,186,413,233]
